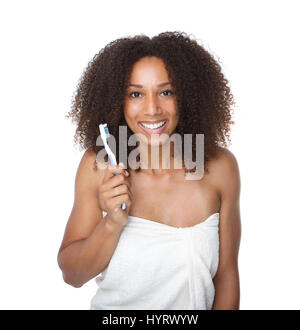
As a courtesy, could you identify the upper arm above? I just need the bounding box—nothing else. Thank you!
[213,148,241,276]
[58,148,105,254]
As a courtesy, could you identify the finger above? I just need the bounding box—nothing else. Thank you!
[107,184,130,199]
[107,163,128,178]
[102,163,125,183]
[109,194,130,211]
[108,181,133,200]
[101,175,131,199]
[107,172,131,189]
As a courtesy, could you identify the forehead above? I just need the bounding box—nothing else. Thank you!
[129,57,169,83]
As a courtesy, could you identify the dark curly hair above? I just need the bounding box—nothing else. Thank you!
[66,31,235,174]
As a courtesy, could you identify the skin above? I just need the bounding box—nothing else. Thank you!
[58,56,241,309]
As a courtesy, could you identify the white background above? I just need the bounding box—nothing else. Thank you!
[0,0,299,310]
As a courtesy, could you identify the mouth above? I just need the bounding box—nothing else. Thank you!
[138,120,168,135]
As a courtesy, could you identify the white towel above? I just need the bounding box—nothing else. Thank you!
[90,212,219,310]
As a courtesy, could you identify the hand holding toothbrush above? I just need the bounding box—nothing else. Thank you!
[98,123,132,228]
[97,162,132,229]
[99,123,127,210]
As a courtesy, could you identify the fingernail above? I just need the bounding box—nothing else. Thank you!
[119,162,125,168]
[124,170,129,176]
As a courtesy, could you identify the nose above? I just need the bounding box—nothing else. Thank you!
[144,93,162,117]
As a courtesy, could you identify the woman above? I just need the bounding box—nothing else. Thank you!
[57,31,241,310]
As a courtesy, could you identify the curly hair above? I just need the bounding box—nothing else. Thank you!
[66,31,235,174]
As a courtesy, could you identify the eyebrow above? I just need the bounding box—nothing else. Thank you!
[128,82,172,88]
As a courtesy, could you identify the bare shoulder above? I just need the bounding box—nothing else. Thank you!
[75,148,106,190]
[213,146,240,174]
[80,147,101,173]
[208,146,241,200]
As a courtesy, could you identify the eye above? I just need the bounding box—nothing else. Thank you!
[129,91,141,98]
[161,90,174,96]
[128,90,174,98]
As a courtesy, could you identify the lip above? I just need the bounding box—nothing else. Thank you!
[138,119,168,135]
[138,119,167,124]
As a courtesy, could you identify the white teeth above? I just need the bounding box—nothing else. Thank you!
[140,120,166,129]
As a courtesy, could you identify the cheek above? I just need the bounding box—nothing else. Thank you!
[171,108,179,123]
[124,107,133,122]
[124,108,140,129]
[124,103,140,119]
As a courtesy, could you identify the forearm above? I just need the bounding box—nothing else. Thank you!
[58,215,124,287]
[211,267,240,310]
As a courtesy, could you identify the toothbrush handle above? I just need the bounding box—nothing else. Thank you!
[113,173,126,210]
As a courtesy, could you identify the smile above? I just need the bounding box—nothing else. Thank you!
[139,120,167,129]
[138,120,168,135]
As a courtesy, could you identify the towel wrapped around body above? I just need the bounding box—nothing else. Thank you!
[90,211,219,310]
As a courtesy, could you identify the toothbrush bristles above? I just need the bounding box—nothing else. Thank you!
[103,124,110,137]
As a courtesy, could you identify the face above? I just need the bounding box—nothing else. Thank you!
[124,56,179,146]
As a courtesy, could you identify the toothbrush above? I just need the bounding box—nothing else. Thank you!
[99,123,126,210]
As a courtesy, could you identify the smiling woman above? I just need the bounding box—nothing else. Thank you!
[58,31,241,310]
